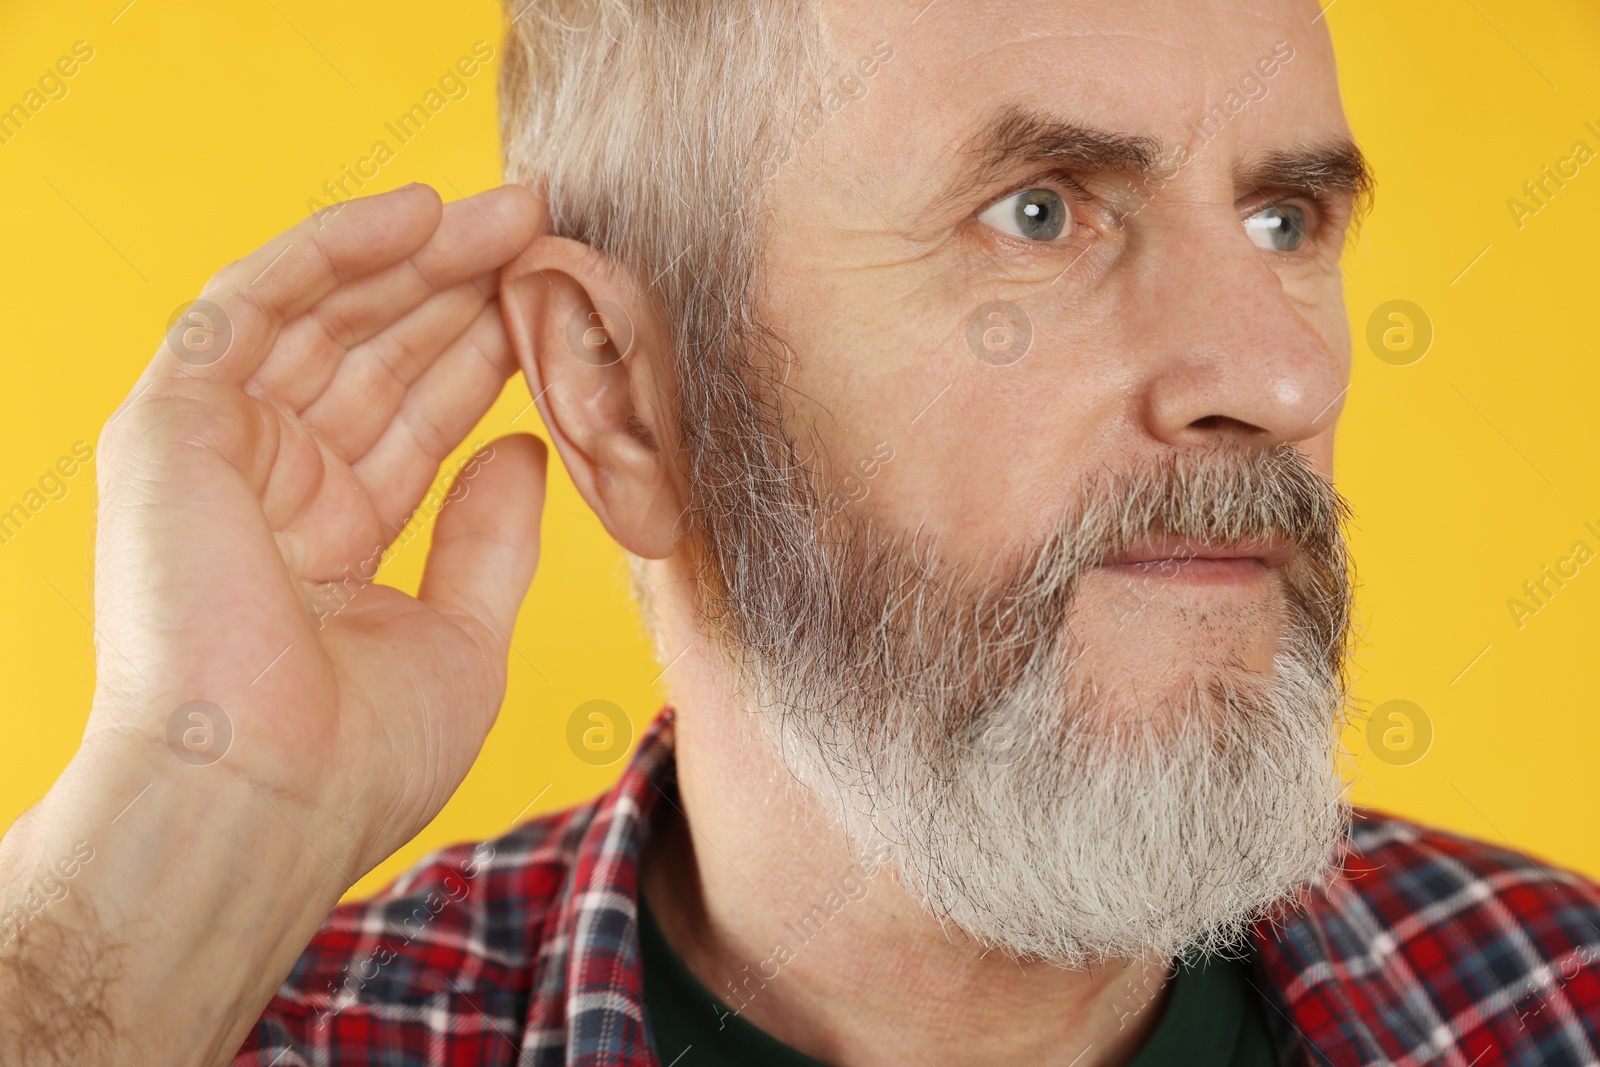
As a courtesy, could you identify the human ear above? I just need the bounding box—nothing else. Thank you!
[498,238,687,559]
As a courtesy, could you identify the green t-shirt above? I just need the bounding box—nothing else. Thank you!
[638,893,1278,1066]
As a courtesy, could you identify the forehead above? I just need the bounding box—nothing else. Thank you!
[810,0,1348,180]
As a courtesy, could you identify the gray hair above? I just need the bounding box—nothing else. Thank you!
[498,0,832,644]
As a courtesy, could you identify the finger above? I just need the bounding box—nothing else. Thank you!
[307,185,544,353]
[250,185,545,409]
[351,300,518,529]
[419,434,548,645]
[154,183,446,387]
[297,273,498,461]
[261,398,383,581]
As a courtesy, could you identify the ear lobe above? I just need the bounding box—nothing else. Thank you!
[498,237,687,560]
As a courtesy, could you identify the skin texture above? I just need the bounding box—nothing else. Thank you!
[0,1,1363,1064]
[508,0,1360,1062]
[0,183,553,1064]
[766,0,1353,691]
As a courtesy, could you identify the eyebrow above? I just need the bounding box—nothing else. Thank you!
[942,106,1163,204]
[938,104,1377,223]
[1238,144,1377,222]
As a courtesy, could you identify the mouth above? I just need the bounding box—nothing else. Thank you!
[1095,535,1293,584]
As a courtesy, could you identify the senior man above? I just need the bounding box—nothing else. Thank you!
[3,0,1598,1064]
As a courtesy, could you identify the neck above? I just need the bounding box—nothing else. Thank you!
[637,557,1175,1067]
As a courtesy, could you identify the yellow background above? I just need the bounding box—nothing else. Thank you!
[1,0,1597,901]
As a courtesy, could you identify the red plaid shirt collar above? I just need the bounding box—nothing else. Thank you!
[239,707,1600,1066]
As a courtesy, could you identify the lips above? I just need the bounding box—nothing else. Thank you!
[1098,534,1295,570]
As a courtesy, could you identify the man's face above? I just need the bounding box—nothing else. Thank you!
[672,0,1362,966]
[758,0,1357,701]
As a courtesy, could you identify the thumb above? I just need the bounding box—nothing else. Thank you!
[419,433,548,642]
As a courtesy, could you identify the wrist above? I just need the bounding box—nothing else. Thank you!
[2,732,353,1064]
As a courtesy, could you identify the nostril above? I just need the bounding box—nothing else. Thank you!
[1188,414,1265,435]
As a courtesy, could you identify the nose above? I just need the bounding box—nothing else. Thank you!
[1134,220,1348,449]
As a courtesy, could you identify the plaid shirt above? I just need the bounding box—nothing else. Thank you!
[234,707,1600,1066]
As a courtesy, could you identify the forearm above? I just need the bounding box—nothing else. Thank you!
[0,180,545,1066]
[0,736,353,1066]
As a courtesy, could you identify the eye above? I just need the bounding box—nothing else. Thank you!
[1243,203,1307,252]
[977,187,1070,242]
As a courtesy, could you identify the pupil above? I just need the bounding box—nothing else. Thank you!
[1016,189,1066,241]
[1271,205,1305,250]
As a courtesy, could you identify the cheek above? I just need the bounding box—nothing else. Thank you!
[772,265,961,436]
[1283,271,1352,361]
[793,289,1142,560]
[762,239,1140,563]
[838,367,1105,563]
[1325,304,1353,376]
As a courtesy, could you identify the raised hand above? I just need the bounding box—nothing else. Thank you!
[0,182,550,1065]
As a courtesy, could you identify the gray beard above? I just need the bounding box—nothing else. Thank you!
[698,444,1355,968]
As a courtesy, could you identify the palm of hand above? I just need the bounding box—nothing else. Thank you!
[89,183,550,879]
